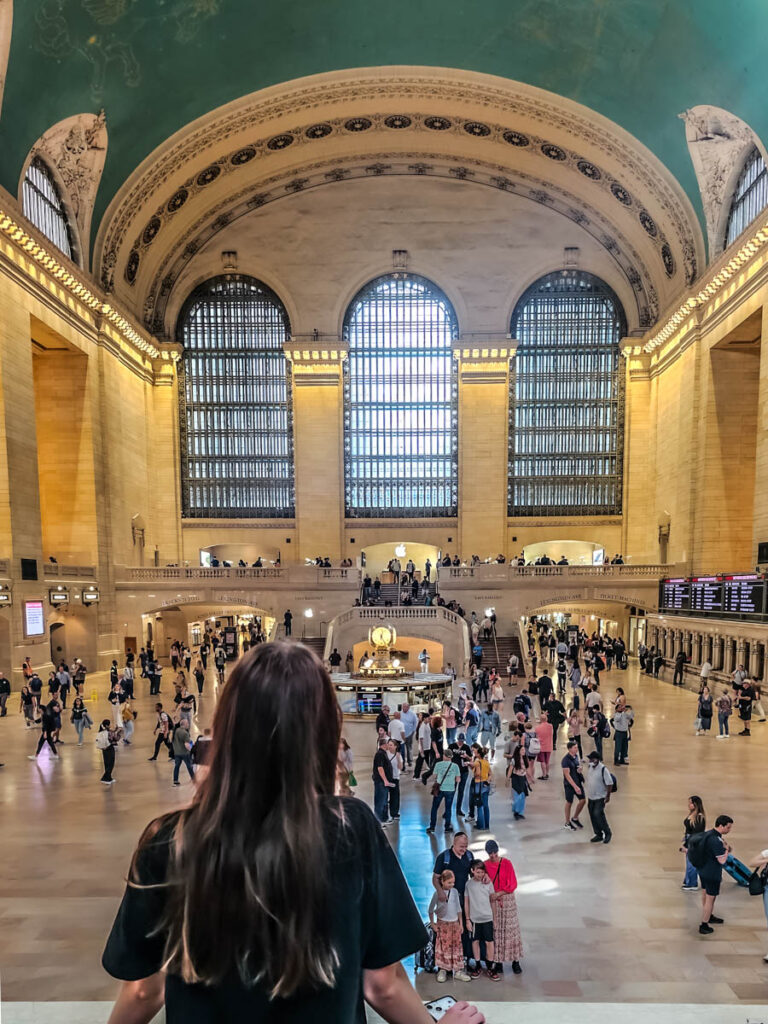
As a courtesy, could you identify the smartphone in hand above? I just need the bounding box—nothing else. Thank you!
[425,995,457,1020]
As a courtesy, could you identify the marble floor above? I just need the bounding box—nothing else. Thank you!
[0,657,767,1016]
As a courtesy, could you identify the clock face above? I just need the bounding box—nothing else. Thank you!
[370,625,395,647]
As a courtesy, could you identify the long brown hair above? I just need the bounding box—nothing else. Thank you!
[131,642,342,997]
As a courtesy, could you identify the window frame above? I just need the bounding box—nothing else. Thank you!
[509,270,627,518]
[177,274,295,520]
[21,156,78,263]
[342,272,459,519]
[725,147,768,249]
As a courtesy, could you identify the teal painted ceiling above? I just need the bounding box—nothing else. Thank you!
[2,0,767,235]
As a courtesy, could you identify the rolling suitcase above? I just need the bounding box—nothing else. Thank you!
[724,853,751,887]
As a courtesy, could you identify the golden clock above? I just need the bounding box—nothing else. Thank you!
[369,624,396,648]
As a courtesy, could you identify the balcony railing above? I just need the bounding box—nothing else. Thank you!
[43,563,97,579]
[115,565,359,586]
[441,563,669,581]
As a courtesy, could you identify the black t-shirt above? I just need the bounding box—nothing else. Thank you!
[372,749,393,784]
[560,753,583,788]
[103,799,425,1024]
[432,847,473,897]
[449,741,472,775]
[430,726,444,755]
[699,829,726,879]
[537,675,553,701]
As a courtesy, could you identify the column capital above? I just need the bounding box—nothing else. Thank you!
[284,339,348,386]
[453,338,515,384]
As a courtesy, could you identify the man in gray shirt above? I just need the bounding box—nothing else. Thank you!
[399,702,418,770]
[172,722,195,785]
[612,704,634,766]
[585,751,614,844]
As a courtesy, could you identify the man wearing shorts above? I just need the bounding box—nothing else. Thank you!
[697,815,733,934]
[561,740,585,831]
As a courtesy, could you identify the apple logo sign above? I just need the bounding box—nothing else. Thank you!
[395,543,407,558]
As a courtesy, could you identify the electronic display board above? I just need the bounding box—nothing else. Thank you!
[722,575,765,616]
[659,578,689,612]
[689,577,723,613]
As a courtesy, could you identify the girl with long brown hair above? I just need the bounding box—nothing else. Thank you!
[103,642,482,1024]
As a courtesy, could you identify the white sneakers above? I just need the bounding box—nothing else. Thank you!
[437,969,448,983]
[437,968,472,982]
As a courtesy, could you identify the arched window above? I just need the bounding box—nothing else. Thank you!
[177,275,294,518]
[22,157,75,260]
[725,147,768,248]
[509,271,626,516]
[343,273,458,518]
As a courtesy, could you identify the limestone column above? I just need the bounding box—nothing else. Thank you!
[752,305,768,562]
[714,635,725,671]
[621,344,656,560]
[149,355,183,564]
[736,639,747,673]
[455,340,514,559]
[285,341,347,562]
[749,640,762,678]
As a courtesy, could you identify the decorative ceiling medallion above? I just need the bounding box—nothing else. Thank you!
[384,115,412,129]
[142,216,161,245]
[166,188,189,213]
[231,147,256,165]
[661,242,675,277]
[305,123,333,139]
[610,182,633,206]
[503,130,530,147]
[125,249,140,284]
[639,209,658,237]
[266,133,295,150]
[424,116,451,130]
[541,143,567,161]
[463,121,491,137]
[196,165,221,186]
[344,117,372,132]
[577,159,601,180]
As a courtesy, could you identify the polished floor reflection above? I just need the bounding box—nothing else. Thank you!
[0,660,766,1009]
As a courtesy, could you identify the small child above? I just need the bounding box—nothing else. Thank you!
[427,870,471,983]
[464,860,499,981]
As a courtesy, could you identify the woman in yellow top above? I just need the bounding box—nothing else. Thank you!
[469,744,492,830]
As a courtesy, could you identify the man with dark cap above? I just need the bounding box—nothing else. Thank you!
[584,750,614,844]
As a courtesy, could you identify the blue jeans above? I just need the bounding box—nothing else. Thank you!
[373,779,389,822]
[173,754,194,782]
[613,731,629,764]
[446,727,457,744]
[683,855,698,888]
[430,789,455,830]
[512,789,526,816]
[473,782,490,829]
[466,724,479,746]
[718,712,730,736]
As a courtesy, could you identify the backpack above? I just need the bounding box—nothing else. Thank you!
[600,716,611,739]
[603,767,618,793]
[527,733,541,755]
[95,730,111,751]
[686,830,710,869]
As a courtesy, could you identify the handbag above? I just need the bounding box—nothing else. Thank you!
[748,864,768,896]
[694,716,702,731]
[348,771,357,788]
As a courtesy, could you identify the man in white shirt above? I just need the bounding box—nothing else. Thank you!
[418,648,430,673]
[385,739,402,820]
[388,711,406,761]
[399,703,418,770]
[700,660,712,685]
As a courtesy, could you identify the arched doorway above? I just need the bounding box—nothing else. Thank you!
[360,541,441,578]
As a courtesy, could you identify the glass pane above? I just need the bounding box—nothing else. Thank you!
[726,148,768,248]
[343,274,458,518]
[509,271,625,517]
[21,158,74,260]
[178,276,294,518]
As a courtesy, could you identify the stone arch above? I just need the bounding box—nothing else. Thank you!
[0,0,10,119]
[94,67,704,335]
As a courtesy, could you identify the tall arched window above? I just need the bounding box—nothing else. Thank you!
[22,157,76,261]
[509,271,626,516]
[725,147,768,248]
[343,273,458,518]
[178,275,294,518]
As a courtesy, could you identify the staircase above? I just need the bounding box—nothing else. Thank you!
[298,636,326,659]
[475,633,526,677]
[362,581,438,607]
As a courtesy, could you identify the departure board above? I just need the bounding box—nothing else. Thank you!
[689,577,723,613]
[723,575,766,616]
[660,578,689,612]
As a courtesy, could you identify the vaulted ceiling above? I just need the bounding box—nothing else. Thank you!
[2,0,766,232]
